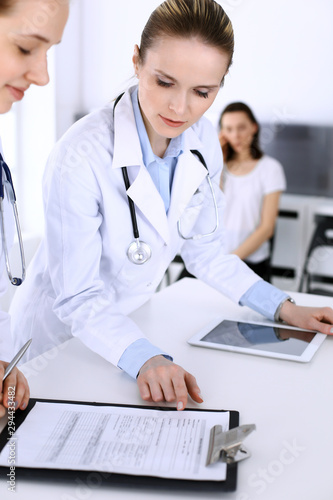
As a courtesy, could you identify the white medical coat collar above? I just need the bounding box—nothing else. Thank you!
[111,86,208,244]
[112,87,143,169]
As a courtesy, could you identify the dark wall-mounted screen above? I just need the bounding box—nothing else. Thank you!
[260,124,333,197]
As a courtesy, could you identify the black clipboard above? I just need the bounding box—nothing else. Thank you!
[0,398,239,492]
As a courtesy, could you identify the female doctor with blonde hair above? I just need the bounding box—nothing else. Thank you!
[0,0,69,417]
[10,0,333,411]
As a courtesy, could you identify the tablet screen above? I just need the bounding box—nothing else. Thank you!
[200,320,316,356]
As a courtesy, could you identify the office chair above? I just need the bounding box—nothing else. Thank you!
[298,215,333,296]
[269,209,297,283]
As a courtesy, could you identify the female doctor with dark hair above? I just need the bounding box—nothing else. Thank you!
[10,0,333,411]
[0,0,69,417]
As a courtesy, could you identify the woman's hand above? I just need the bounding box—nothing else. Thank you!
[218,130,229,161]
[0,362,30,418]
[279,301,333,335]
[137,355,203,411]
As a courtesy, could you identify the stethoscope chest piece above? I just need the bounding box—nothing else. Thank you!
[127,238,152,265]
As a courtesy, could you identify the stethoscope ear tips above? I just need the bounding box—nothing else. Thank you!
[127,239,152,265]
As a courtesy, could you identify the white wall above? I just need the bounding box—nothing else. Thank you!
[55,0,162,137]
[55,0,333,138]
[15,59,57,234]
[54,0,83,140]
[210,0,333,128]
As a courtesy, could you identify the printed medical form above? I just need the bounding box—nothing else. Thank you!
[0,402,229,481]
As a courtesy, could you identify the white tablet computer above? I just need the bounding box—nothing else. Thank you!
[188,318,326,362]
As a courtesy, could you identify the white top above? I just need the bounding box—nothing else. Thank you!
[222,155,286,263]
[9,86,261,368]
[0,138,15,361]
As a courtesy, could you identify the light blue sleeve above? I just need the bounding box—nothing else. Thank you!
[117,339,173,379]
[239,280,288,321]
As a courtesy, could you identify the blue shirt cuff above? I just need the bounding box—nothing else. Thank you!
[240,281,288,321]
[117,338,173,379]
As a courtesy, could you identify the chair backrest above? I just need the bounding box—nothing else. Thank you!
[269,209,298,282]
[298,216,333,294]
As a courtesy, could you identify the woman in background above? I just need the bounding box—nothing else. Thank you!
[219,102,285,281]
[0,0,69,417]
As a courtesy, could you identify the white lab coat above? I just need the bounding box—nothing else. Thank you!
[10,87,260,367]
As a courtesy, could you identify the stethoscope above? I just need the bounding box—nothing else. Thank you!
[114,94,219,265]
[0,153,26,285]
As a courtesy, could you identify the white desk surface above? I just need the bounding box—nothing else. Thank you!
[1,278,333,500]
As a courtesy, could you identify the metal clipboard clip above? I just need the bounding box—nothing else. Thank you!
[206,424,256,465]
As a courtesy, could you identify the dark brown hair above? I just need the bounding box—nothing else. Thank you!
[0,0,14,14]
[139,0,234,86]
[220,102,263,161]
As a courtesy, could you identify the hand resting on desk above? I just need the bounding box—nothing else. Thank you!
[136,302,333,411]
[0,362,30,418]
[137,355,203,411]
[280,302,333,335]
